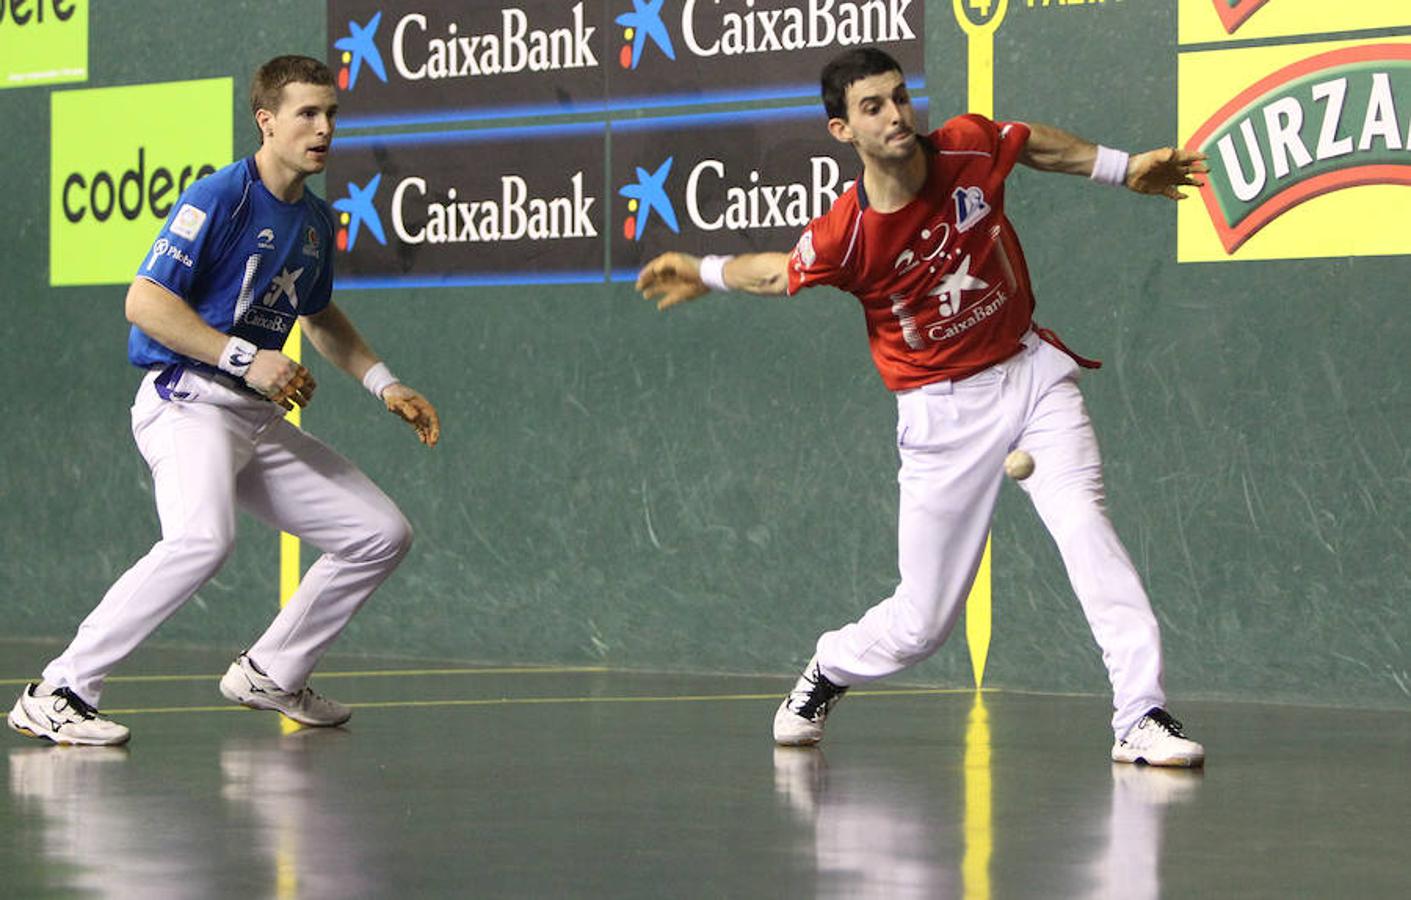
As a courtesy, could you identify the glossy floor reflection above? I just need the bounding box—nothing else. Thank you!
[2,642,1408,898]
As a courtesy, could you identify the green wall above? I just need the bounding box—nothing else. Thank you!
[2,2,1408,711]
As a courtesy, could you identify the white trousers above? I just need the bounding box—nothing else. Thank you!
[815,334,1165,738]
[44,369,412,705]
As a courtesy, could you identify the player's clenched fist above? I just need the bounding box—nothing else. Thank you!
[246,349,317,410]
[636,252,711,310]
[383,384,441,447]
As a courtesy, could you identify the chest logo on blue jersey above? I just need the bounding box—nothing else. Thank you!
[952,187,991,233]
[262,266,305,311]
[257,228,276,250]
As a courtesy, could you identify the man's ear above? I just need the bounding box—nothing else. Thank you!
[255,108,275,138]
[827,117,852,145]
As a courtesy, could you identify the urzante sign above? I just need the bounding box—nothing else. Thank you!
[1179,40,1411,262]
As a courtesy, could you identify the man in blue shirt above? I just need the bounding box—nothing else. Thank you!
[8,56,440,746]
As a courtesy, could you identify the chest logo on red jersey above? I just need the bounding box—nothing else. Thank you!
[952,186,991,233]
[926,254,990,319]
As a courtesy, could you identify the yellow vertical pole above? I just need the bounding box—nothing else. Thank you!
[952,0,1009,690]
[278,322,303,736]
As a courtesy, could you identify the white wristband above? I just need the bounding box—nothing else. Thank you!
[1090,145,1130,187]
[218,336,258,379]
[361,362,400,399]
[699,254,734,292]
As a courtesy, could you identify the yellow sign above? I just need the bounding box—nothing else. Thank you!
[1178,39,1411,262]
[0,0,86,89]
[50,79,232,286]
[1179,0,1409,44]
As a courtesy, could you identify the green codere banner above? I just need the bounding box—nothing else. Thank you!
[0,0,87,89]
[50,79,232,286]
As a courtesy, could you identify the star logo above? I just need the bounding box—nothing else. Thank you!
[614,0,675,70]
[332,174,387,252]
[333,12,388,91]
[263,266,306,310]
[618,157,679,241]
[928,255,989,319]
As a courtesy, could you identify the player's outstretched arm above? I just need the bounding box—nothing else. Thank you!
[1018,122,1207,200]
[126,277,312,409]
[636,251,791,310]
[300,303,441,447]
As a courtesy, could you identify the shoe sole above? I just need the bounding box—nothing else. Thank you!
[7,709,131,747]
[774,733,823,747]
[219,672,351,728]
[1112,750,1205,768]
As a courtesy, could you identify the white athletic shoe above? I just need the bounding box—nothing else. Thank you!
[1111,707,1205,768]
[219,655,351,727]
[772,657,848,746]
[7,683,131,747]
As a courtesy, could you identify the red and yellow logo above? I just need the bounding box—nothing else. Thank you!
[1178,39,1411,262]
[1180,0,1406,45]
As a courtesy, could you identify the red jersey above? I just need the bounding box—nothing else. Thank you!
[787,115,1038,392]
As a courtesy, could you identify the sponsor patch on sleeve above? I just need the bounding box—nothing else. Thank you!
[170,203,208,241]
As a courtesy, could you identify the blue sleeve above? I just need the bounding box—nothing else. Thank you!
[136,176,236,300]
[301,199,336,317]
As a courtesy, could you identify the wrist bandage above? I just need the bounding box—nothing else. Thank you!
[1090,146,1130,187]
[361,362,400,399]
[699,255,734,292]
[218,336,258,379]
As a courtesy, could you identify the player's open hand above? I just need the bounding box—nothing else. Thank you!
[246,350,317,410]
[383,384,441,447]
[1126,147,1208,200]
[636,252,710,310]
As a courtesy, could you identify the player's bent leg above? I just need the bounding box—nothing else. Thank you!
[776,381,1010,745]
[8,683,131,746]
[237,420,413,694]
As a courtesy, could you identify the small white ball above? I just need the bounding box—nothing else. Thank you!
[1004,450,1034,481]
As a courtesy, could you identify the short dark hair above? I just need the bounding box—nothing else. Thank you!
[821,47,904,120]
[249,55,335,138]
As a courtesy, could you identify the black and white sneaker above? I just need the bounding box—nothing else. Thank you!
[1112,707,1205,768]
[773,656,848,746]
[8,683,131,746]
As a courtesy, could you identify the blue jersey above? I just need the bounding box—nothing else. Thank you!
[129,157,335,370]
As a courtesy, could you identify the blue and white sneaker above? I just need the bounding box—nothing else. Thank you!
[8,683,131,747]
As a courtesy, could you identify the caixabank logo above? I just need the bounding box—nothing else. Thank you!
[608,0,925,106]
[50,79,231,286]
[327,124,607,287]
[609,104,932,275]
[1179,0,1405,45]
[328,0,605,126]
[1178,41,1411,262]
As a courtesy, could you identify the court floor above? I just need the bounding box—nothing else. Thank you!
[3,641,1408,898]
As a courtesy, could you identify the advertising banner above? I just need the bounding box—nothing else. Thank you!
[50,78,232,286]
[0,0,86,90]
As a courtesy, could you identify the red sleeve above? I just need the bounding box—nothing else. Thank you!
[785,192,861,296]
[941,115,1032,184]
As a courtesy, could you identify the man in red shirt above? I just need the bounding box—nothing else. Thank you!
[637,47,1207,767]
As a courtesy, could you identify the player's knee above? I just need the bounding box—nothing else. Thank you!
[163,529,236,574]
[352,506,413,563]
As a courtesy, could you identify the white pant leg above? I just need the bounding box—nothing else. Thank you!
[815,370,1013,685]
[43,373,269,705]
[1015,344,1165,738]
[234,418,411,692]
